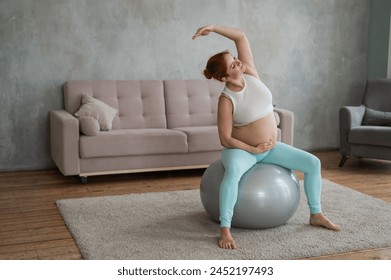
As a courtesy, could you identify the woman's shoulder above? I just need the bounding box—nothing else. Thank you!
[218,93,234,109]
[243,73,259,81]
[243,74,262,87]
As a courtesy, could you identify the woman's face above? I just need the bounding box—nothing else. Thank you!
[224,54,246,80]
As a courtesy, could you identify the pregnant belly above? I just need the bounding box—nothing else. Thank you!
[232,113,278,147]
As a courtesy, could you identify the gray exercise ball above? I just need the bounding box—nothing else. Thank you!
[200,160,300,229]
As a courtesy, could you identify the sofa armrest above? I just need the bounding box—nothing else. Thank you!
[50,110,80,175]
[274,107,294,146]
[339,105,365,156]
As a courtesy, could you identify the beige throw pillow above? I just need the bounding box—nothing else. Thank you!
[78,116,100,136]
[75,94,118,131]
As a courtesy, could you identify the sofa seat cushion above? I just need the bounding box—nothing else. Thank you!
[173,126,222,152]
[349,126,391,147]
[80,129,188,158]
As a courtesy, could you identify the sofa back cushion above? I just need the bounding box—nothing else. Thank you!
[363,79,391,112]
[64,80,167,129]
[164,79,224,128]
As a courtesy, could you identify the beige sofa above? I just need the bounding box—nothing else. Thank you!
[50,79,294,183]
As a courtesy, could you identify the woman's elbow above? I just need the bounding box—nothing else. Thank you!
[219,137,232,148]
[220,140,229,148]
[236,31,246,41]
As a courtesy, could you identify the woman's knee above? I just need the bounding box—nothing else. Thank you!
[306,154,321,173]
[312,155,321,168]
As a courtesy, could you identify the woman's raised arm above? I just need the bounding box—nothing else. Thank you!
[192,25,258,78]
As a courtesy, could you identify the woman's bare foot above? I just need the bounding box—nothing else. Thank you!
[310,213,342,231]
[219,227,237,249]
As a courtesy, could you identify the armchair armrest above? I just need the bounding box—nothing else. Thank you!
[339,105,365,156]
[274,107,294,146]
[50,110,80,175]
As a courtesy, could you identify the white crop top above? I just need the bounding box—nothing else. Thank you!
[222,74,273,126]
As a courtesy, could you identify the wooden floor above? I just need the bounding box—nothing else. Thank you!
[0,150,390,260]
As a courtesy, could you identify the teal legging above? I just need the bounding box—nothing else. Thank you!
[220,142,322,228]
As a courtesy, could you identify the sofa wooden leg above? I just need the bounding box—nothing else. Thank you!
[338,155,349,167]
[80,176,88,184]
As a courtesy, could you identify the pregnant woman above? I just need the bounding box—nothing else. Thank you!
[192,25,341,250]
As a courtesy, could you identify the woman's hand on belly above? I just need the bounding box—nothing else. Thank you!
[252,137,276,154]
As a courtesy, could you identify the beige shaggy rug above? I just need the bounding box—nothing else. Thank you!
[56,179,391,259]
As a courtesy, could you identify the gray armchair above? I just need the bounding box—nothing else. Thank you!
[339,79,391,167]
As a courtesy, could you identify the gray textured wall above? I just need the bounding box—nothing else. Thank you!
[0,0,369,171]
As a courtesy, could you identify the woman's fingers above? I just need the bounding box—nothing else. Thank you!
[255,139,276,153]
[192,27,203,39]
[192,30,204,39]
[192,26,212,40]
